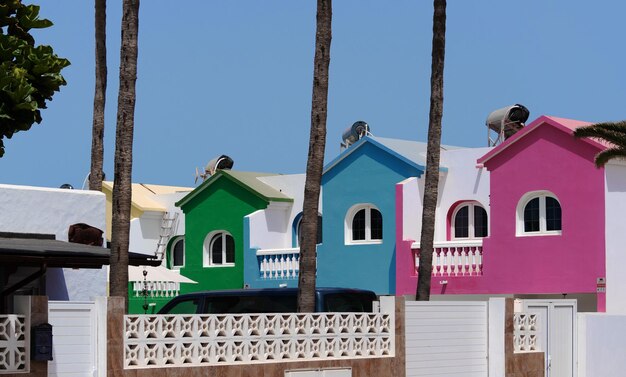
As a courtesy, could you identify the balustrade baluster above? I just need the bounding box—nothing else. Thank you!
[469,248,476,276]
[460,247,467,276]
[452,247,460,276]
[414,250,420,275]
[294,254,300,277]
[259,257,266,279]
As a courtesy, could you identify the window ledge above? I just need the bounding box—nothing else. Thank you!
[345,240,383,246]
[516,231,562,237]
[203,264,236,268]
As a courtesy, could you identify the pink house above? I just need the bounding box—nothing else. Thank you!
[395,115,620,312]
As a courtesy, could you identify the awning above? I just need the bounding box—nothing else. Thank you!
[0,234,161,268]
[128,265,197,284]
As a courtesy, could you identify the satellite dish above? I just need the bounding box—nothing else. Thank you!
[194,155,234,183]
[486,104,529,146]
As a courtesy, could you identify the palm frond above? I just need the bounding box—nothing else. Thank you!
[593,148,626,167]
[574,121,626,148]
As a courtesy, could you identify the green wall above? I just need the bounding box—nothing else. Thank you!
[178,177,269,293]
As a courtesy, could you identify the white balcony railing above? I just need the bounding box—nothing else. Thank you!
[124,310,394,368]
[256,247,300,280]
[132,281,181,298]
[514,313,539,352]
[0,315,27,373]
[412,240,483,277]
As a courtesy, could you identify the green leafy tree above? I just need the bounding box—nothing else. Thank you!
[297,0,332,313]
[573,121,626,167]
[417,0,447,301]
[0,0,70,157]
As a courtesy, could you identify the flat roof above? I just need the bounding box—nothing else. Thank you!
[0,234,160,268]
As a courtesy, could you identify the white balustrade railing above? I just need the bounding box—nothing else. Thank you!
[256,248,300,280]
[412,240,483,277]
[0,315,27,373]
[513,313,539,352]
[124,312,393,369]
[133,281,181,298]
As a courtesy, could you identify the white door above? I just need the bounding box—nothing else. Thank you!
[522,300,577,377]
[48,302,98,377]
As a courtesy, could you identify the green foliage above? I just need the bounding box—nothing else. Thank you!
[573,121,626,167]
[0,1,69,157]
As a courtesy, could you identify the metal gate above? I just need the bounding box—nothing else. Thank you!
[521,299,577,377]
[404,301,488,377]
[48,301,101,377]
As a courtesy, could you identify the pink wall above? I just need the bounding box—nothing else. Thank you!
[395,183,417,295]
[396,118,606,302]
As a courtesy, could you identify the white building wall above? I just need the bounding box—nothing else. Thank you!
[150,191,189,235]
[399,177,421,242]
[577,313,626,377]
[129,191,190,258]
[0,184,107,300]
[604,163,626,314]
[434,148,491,242]
[247,204,292,250]
[401,148,491,243]
[129,213,162,256]
[249,174,308,250]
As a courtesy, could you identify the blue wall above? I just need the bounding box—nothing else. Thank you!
[316,141,422,294]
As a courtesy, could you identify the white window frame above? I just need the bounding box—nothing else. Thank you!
[451,202,488,240]
[203,231,235,267]
[516,191,562,237]
[344,204,383,245]
[169,237,185,269]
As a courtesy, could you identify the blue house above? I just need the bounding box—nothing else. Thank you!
[315,136,433,294]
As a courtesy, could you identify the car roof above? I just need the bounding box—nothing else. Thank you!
[170,287,376,300]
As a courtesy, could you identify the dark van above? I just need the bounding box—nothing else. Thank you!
[157,287,378,314]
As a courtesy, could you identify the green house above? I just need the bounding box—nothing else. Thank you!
[174,170,293,293]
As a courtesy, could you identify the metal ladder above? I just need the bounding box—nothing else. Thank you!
[155,212,179,260]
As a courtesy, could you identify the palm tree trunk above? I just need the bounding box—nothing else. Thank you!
[110,0,139,308]
[89,0,107,192]
[416,0,446,301]
[297,0,332,313]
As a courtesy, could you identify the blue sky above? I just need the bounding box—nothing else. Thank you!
[2,1,625,189]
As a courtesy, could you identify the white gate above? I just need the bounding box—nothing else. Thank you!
[48,301,102,377]
[521,299,577,377]
[404,301,488,377]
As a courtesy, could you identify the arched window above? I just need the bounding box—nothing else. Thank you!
[203,231,235,267]
[169,237,185,269]
[295,214,323,246]
[345,204,383,244]
[517,192,562,236]
[452,203,488,239]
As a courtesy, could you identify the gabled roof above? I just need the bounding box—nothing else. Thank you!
[176,170,293,208]
[477,115,605,165]
[323,136,455,174]
[102,181,192,212]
